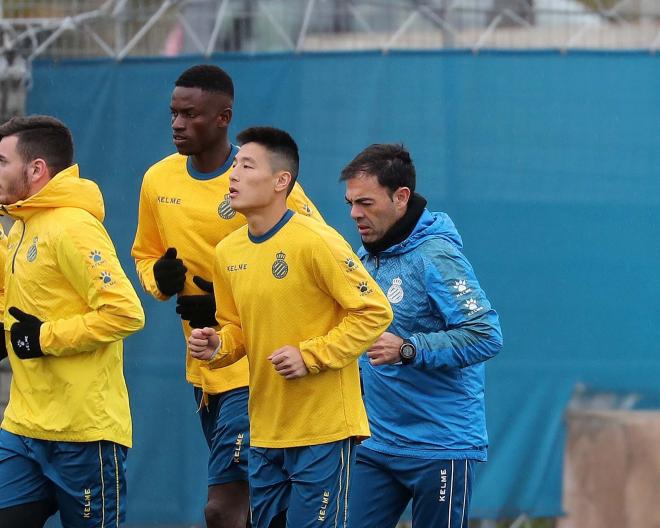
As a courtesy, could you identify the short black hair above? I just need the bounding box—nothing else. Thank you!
[236,126,299,194]
[340,143,416,194]
[0,115,74,176]
[175,64,234,100]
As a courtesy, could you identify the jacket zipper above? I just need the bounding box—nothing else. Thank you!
[11,219,26,273]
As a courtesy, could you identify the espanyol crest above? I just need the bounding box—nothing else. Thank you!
[387,277,404,304]
[26,237,38,262]
[218,193,237,219]
[272,251,288,279]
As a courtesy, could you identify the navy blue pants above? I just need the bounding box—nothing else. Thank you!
[195,386,250,486]
[0,429,127,527]
[249,439,353,528]
[348,445,475,528]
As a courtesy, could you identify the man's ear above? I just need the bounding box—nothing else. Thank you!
[274,170,292,194]
[29,158,51,183]
[393,186,411,208]
[216,107,233,128]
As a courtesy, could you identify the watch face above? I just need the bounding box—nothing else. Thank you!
[401,344,415,359]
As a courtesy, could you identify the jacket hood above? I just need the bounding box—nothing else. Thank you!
[1,164,105,222]
[358,209,462,257]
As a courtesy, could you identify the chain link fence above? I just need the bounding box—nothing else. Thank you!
[1,0,659,117]
[0,0,659,61]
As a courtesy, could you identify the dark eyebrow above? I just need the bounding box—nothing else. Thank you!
[350,197,373,204]
[237,156,256,164]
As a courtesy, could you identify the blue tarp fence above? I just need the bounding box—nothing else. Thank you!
[26,50,660,525]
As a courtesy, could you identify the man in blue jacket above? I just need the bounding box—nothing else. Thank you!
[342,144,503,528]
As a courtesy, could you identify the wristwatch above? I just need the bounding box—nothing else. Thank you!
[399,338,416,365]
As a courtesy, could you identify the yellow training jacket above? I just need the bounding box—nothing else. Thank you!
[131,151,323,394]
[1,165,145,447]
[210,211,393,448]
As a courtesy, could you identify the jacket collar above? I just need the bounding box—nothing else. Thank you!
[0,164,105,222]
[362,192,427,256]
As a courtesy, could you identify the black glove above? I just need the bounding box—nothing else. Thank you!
[0,324,7,362]
[8,307,44,359]
[153,247,187,296]
[176,276,218,328]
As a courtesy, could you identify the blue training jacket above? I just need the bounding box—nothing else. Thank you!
[358,209,503,460]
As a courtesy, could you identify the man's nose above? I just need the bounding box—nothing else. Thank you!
[172,115,185,130]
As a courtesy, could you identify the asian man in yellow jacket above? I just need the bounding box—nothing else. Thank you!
[189,126,393,528]
[0,115,145,527]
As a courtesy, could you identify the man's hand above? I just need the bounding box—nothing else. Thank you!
[8,307,44,359]
[153,247,187,296]
[188,327,220,361]
[366,332,404,366]
[268,346,309,380]
[176,276,218,328]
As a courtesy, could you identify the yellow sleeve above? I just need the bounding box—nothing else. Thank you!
[286,182,325,223]
[40,217,146,356]
[131,175,168,300]
[0,225,6,320]
[299,230,393,373]
[208,244,246,370]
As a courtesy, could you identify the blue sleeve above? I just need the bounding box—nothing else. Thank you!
[410,240,503,370]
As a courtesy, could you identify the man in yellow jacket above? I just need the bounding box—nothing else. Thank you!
[189,127,393,527]
[132,65,322,528]
[0,116,145,527]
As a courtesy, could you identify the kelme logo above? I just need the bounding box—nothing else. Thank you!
[344,257,358,272]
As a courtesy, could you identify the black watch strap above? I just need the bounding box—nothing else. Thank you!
[400,338,416,365]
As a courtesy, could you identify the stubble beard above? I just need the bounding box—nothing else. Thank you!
[1,165,31,205]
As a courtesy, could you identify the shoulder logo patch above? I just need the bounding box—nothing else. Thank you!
[302,203,312,216]
[344,257,358,272]
[99,271,117,288]
[387,277,404,304]
[357,280,373,296]
[272,251,288,279]
[218,193,237,220]
[89,250,105,267]
[464,298,483,316]
[26,237,38,262]
[454,279,472,298]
